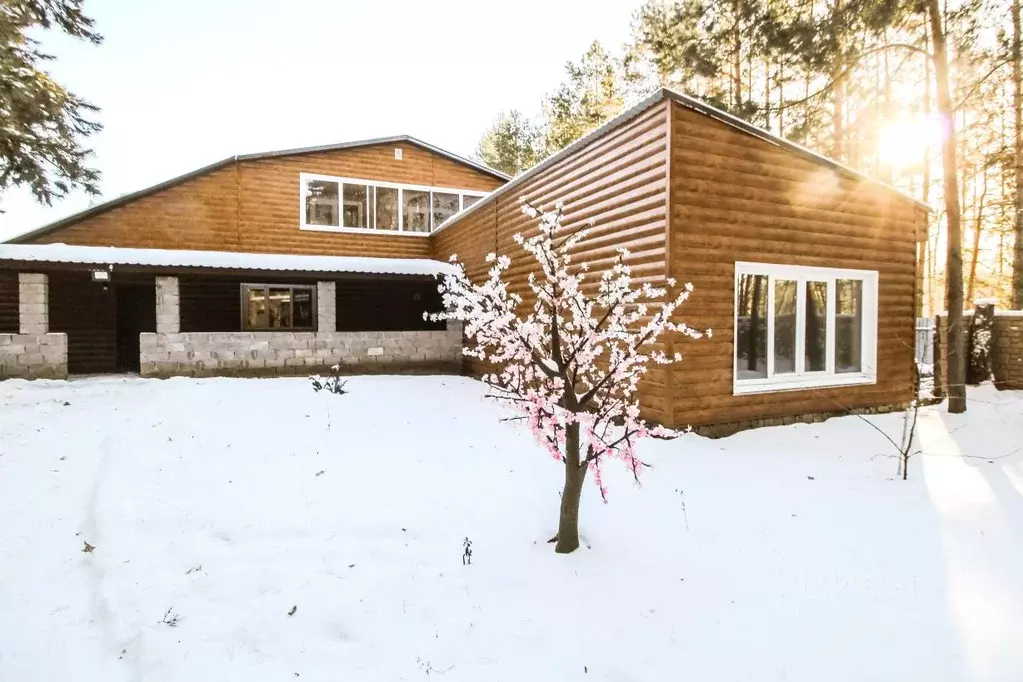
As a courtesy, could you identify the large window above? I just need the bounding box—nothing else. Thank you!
[734,262,878,394]
[300,173,487,235]
[242,284,316,331]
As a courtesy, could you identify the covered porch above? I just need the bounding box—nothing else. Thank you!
[0,244,462,380]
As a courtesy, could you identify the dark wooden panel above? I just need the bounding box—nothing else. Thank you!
[335,279,444,332]
[180,277,242,333]
[49,272,117,374]
[0,271,17,333]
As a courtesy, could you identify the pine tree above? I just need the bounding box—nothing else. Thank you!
[475,110,543,177]
[0,0,103,206]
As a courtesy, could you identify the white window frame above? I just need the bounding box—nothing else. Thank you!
[299,173,485,237]
[732,261,879,395]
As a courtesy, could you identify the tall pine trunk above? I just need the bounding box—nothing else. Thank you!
[927,0,967,413]
[967,169,988,302]
[1012,0,1023,308]
[555,422,586,554]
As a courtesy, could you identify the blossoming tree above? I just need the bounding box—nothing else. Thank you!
[429,201,705,554]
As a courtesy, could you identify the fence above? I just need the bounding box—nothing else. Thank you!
[915,317,934,367]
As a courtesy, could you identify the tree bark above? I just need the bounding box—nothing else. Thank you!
[555,422,587,554]
[967,169,987,302]
[1012,0,1023,308]
[927,0,967,413]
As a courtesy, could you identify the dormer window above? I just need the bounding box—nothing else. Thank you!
[300,173,487,235]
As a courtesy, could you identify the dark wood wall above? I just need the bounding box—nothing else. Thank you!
[433,101,673,422]
[19,144,504,258]
[179,276,444,333]
[667,101,926,427]
[180,277,242,333]
[49,272,118,374]
[0,271,18,333]
[335,279,444,331]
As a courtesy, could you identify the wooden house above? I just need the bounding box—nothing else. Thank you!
[0,89,927,433]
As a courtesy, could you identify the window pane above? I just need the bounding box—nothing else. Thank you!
[835,279,863,373]
[246,287,268,329]
[268,287,292,329]
[736,274,768,379]
[432,192,459,228]
[293,288,314,328]
[773,279,797,374]
[462,194,483,209]
[804,281,828,371]
[375,187,399,230]
[305,180,339,227]
[342,184,368,228]
[403,189,430,233]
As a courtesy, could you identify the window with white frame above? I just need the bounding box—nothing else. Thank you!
[733,262,878,394]
[299,173,486,234]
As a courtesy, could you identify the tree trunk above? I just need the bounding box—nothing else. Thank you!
[1012,0,1023,308]
[921,23,932,316]
[927,0,967,414]
[967,169,987,302]
[555,422,587,554]
[832,0,844,161]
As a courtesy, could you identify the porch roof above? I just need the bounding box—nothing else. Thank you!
[0,243,457,278]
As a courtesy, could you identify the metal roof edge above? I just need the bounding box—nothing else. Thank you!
[661,88,932,212]
[432,89,670,236]
[433,87,930,238]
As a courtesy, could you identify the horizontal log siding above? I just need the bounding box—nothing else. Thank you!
[335,279,444,332]
[237,144,503,258]
[435,102,673,422]
[0,271,18,333]
[21,144,503,258]
[667,102,923,427]
[180,278,243,333]
[430,202,498,376]
[26,167,240,249]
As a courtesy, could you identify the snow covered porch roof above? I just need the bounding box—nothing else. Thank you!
[0,244,457,279]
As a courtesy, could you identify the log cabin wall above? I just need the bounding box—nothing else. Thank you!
[433,101,673,422]
[236,144,503,258]
[666,101,926,430]
[0,271,18,333]
[17,143,504,259]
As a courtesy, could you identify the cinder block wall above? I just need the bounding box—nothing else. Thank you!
[991,313,1023,390]
[0,333,68,379]
[935,310,1023,394]
[139,323,463,378]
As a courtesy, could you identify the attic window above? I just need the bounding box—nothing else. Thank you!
[394,148,403,160]
[300,173,487,235]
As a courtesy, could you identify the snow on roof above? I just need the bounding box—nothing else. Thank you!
[0,243,457,277]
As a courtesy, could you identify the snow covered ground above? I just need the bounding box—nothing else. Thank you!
[1,375,1022,682]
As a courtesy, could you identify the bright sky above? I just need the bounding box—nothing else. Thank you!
[0,0,643,240]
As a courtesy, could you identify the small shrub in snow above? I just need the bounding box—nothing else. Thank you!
[429,201,705,553]
[462,537,473,565]
[160,607,180,627]
[310,365,349,396]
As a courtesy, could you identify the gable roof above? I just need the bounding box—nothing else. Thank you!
[8,135,510,244]
[435,87,930,235]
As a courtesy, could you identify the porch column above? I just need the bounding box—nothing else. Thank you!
[155,276,180,334]
[317,281,336,332]
[18,273,49,334]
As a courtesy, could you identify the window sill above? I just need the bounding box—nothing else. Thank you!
[300,224,432,237]
[733,372,877,396]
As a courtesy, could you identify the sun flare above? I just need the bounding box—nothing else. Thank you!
[877,116,942,167]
